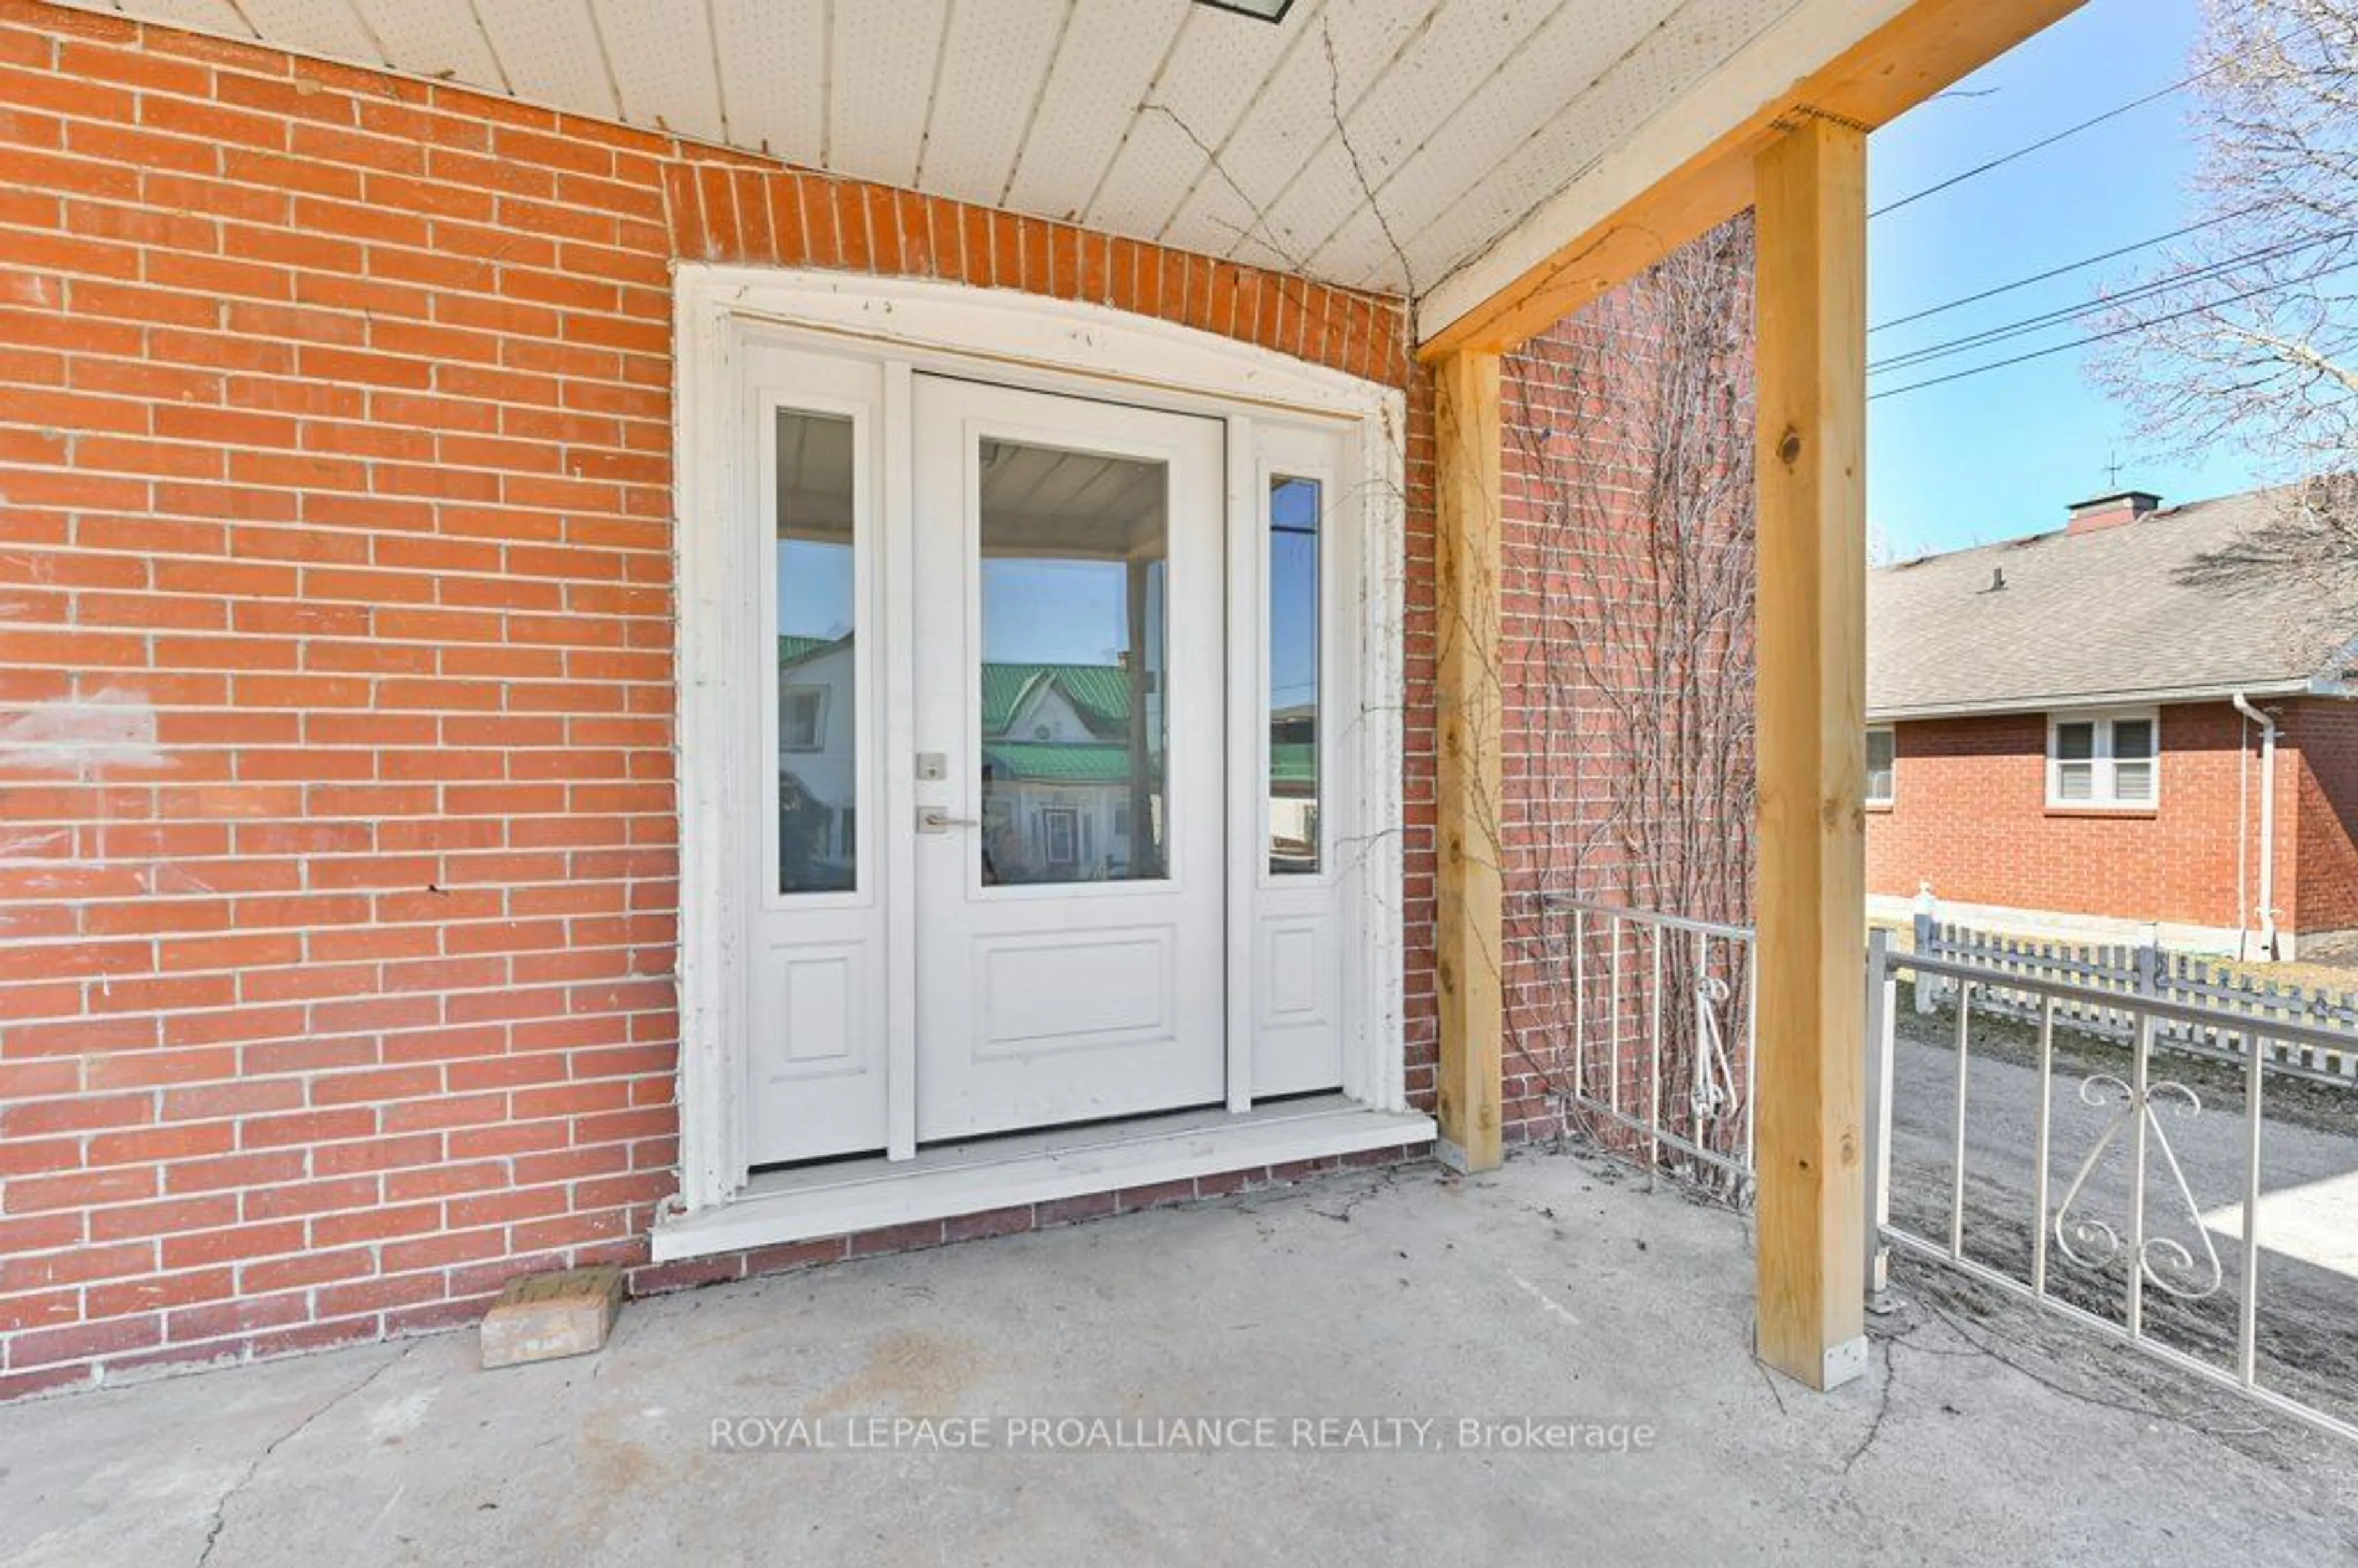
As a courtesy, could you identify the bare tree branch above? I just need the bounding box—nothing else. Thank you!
[2090,0,2358,478]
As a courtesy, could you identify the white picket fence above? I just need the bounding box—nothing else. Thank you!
[1910,917,2358,1086]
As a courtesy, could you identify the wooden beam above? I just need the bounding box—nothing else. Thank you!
[1418,0,2084,359]
[1434,347,1504,1174]
[1752,114,1869,1391]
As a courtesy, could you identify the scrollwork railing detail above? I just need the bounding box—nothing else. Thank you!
[2052,1073,2223,1300]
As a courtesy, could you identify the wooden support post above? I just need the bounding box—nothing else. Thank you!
[1752,115,1870,1391]
[1434,349,1504,1174]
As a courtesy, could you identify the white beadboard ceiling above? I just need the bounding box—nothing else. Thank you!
[66,0,1818,303]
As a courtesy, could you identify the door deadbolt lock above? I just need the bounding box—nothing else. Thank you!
[915,751,948,782]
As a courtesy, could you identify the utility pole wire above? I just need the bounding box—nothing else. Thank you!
[1869,7,2330,221]
[1870,68,2225,220]
[1869,204,2261,333]
[1870,225,2355,373]
[1870,252,2358,401]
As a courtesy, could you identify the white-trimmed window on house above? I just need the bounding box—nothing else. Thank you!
[1865,727,1895,807]
[780,686,827,751]
[2048,710,2158,807]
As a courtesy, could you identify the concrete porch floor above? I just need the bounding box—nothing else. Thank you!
[4,1149,2352,1567]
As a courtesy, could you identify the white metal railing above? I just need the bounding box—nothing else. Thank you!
[1867,928,2358,1445]
[1538,896,1757,1198]
[1541,904,2357,1443]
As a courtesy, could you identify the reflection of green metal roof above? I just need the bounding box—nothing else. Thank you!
[776,647,1142,738]
[779,634,849,669]
[979,664,1134,737]
[982,742,1138,784]
[1270,742,1317,790]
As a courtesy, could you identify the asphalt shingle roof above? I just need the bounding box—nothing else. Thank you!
[1867,487,2358,720]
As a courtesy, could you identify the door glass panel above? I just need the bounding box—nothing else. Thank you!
[776,408,857,895]
[976,437,1169,885]
[1269,475,1320,874]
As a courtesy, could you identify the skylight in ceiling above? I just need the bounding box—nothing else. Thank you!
[1193,0,1296,21]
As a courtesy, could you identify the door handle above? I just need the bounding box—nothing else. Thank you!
[917,806,979,834]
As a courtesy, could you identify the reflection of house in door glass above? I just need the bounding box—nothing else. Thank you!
[776,408,859,896]
[978,438,1169,887]
[1269,474,1321,874]
[976,656,1159,883]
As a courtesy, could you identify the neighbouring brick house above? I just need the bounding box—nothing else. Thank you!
[0,0,2055,1405]
[1867,485,2358,961]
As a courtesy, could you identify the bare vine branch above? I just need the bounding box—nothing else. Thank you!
[1501,215,1759,1182]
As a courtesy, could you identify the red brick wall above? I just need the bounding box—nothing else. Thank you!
[0,0,1430,1399]
[1864,701,2307,936]
[2284,699,2358,938]
[1496,220,1757,1148]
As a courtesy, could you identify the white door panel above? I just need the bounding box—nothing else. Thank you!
[742,344,892,1165]
[910,376,1228,1140]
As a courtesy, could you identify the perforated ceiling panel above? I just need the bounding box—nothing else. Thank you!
[916,0,1070,207]
[233,0,376,60]
[710,0,827,168]
[68,0,1815,306]
[826,0,950,192]
[999,0,1191,221]
[110,0,251,38]
[465,0,618,120]
[1377,0,1800,291]
[1080,1,1304,242]
[349,0,504,86]
[593,0,725,144]
[1162,0,1432,274]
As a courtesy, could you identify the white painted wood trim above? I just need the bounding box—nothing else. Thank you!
[1352,408,1408,1111]
[1224,413,1259,1116]
[671,265,1412,1222]
[651,1098,1437,1262]
[1415,0,1912,346]
[679,265,1399,422]
[2044,705,2162,810]
[673,285,742,1213]
[882,360,920,1161]
[1870,680,2311,724]
[1865,724,1895,809]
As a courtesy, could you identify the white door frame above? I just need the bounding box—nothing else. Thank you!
[672,265,1408,1219]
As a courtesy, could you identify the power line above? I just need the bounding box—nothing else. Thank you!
[1869,10,2332,222]
[1869,66,2219,220]
[1869,204,2260,333]
[1871,229,2353,375]
[1868,254,2358,402]
[1869,227,2355,375]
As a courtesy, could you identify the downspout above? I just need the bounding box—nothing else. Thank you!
[2230,691,2279,961]
[2234,707,2250,953]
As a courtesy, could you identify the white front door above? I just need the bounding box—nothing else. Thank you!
[908,377,1228,1141]
[731,326,1371,1178]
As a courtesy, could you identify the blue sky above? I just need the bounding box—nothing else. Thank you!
[1867,0,2262,556]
